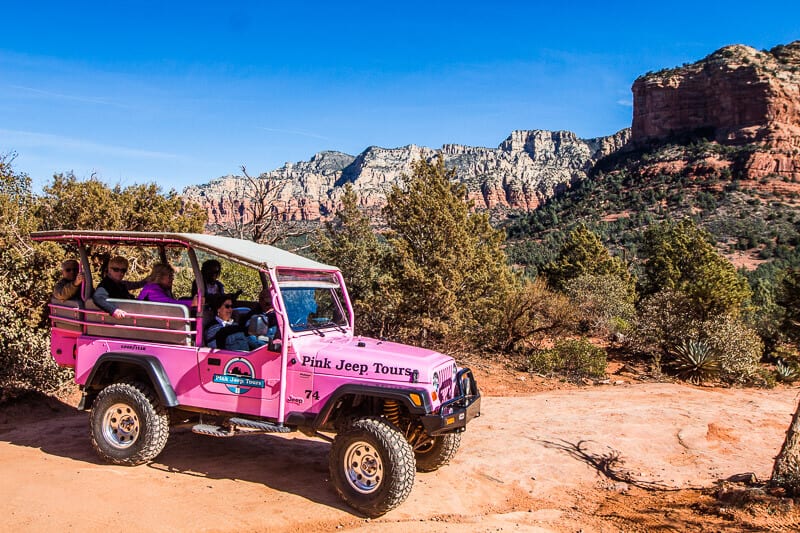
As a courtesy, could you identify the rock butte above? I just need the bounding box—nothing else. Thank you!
[183,41,800,224]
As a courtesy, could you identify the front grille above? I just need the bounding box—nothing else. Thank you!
[435,363,456,402]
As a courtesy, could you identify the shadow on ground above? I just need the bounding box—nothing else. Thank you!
[0,392,351,513]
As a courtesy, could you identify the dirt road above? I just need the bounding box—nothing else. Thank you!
[2,383,799,532]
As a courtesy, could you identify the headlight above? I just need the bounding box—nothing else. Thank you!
[460,373,472,396]
[432,371,439,391]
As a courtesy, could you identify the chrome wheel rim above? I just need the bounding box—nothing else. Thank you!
[344,441,383,494]
[102,403,140,449]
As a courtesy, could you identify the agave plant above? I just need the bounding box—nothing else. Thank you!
[670,340,720,384]
[776,360,799,383]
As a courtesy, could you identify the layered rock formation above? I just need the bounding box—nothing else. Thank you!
[186,41,800,226]
[184,129,630,223]
[632,41,800,180]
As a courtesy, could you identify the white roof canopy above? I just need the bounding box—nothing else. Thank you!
[30,230,337,272]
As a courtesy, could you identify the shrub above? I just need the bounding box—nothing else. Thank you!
[632,291,763,383]
[564,273,635,336]
[489,278,578,353]
[0,157,73,397]
[775,361,799,383]
[704,315,764,384]
[773,344,800,366]
[527,338,607,380]
[631,290,700,361]
[668,340,720,384]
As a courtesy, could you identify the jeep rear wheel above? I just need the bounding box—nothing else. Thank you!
[414,432,461,472]
[329,417,415,517]
[90,382,169,466]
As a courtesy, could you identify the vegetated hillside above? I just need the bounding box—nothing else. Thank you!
[505,138,800,284]
[507,40,800,286]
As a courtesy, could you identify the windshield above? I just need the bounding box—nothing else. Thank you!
[281,286,348,332]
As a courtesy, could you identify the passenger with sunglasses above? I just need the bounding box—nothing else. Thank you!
[204,293,249,350]
[92,256,147,318]
[52,259,84,302]
[191,259,225,299]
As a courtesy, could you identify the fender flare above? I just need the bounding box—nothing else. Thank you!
[83,352,179,408]
[312,384,431,429]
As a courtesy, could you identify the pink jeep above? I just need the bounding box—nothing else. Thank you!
[33,230,480,517]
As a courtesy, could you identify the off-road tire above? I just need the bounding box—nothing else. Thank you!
[414,432,461,472]
[329,416,415,517]
[90,381,169,466]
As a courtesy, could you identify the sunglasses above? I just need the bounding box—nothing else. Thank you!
[223,303,233,309]
[110,267,127,273]
[63,268,78,273]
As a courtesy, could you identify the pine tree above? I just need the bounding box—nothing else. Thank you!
[311,184,389,335]
[544,224,631,292]
[641,218,751,319]
[381,157,515,345]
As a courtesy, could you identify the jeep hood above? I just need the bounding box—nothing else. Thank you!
[294,335,454,383]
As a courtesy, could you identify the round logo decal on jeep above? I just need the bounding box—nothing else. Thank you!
[220,357,257,394]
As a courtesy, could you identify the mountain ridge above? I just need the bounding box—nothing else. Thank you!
[183,40,800,233]
[182,128,630,224]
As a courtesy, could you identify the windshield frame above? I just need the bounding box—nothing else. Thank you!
[274,268,354,335]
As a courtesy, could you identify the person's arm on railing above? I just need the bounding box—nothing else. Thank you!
[92,286,126,319]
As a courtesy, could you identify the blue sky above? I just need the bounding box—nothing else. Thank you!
[1,1,798,191]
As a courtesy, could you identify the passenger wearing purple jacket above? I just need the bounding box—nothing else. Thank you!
[138,264,194,307]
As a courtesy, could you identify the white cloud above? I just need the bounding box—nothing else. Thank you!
[0,129,179,160]
[5,84,130,108]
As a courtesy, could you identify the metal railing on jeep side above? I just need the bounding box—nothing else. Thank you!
[49,299,197,346]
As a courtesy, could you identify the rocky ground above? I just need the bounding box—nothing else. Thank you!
[2,360,800,532]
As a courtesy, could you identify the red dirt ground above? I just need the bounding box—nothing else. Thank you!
[2,359,800,532]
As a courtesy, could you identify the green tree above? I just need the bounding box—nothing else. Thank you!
[37,173,120,230]
[0,155,68,397]
[116,183,206,232]
[544,224,632,293]
[0,162,210,398]
[37,173,206,233]
[641,218,751,319]
[779,268,800,342]
[381,157,515,345]
[311,184,390,335]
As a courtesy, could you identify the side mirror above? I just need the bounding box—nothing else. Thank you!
[268,339,282,353]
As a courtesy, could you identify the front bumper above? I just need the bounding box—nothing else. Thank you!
[420,368,481,436]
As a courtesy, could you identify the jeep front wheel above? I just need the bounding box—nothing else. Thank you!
[414,432,461,472]
[329,417,415,517]
[90,382,169,466]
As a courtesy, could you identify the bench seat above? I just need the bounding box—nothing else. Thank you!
[84,298,195,346]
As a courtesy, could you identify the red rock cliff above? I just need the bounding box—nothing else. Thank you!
[632,41,800,180]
